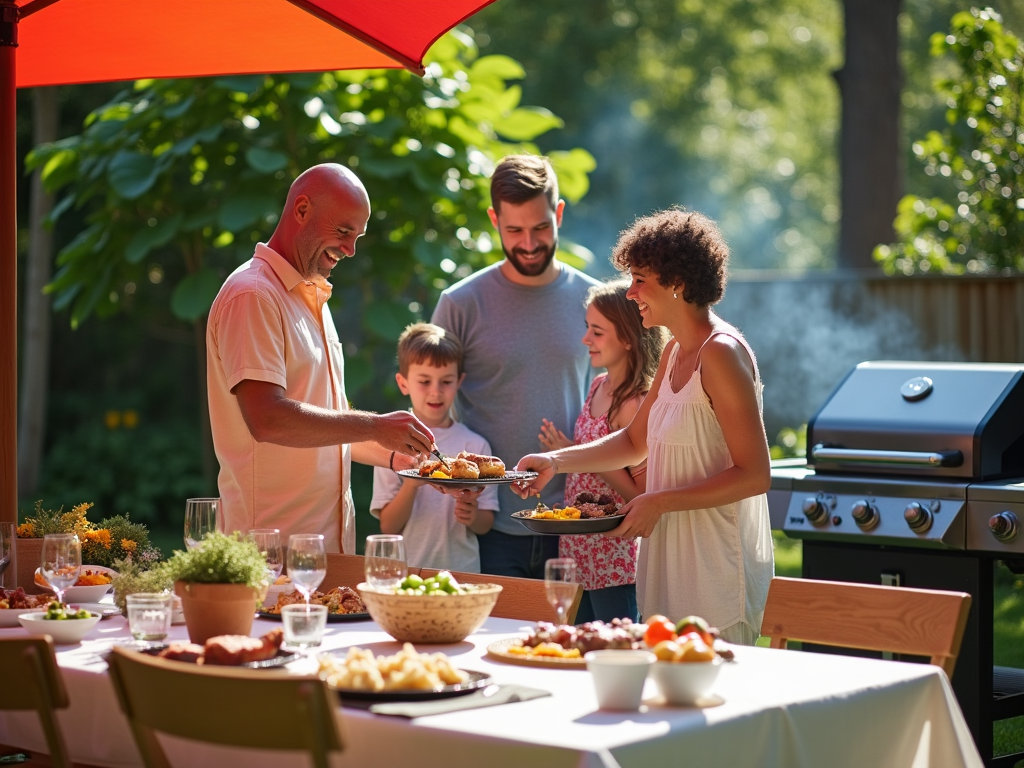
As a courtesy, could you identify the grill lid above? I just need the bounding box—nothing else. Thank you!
[807,362,1024,480]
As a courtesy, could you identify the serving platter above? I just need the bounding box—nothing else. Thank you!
[511,510,626,535]
[396,469,537,490]
[257,610,371,623]
[138,645,300,669]
[486,638,586,669]
[329,669,493,702]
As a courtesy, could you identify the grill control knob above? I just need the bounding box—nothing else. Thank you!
[802,497,830,527]
[990,512,1019,543]
[851,500,880,531]
[904,502,933,534]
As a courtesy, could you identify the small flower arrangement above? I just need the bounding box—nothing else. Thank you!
[17,501,162,569]
[110,556,174,616]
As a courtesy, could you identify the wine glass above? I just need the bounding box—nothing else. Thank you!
[544,558,578,627]
[184,497,219,550]
[364,534,407,590]
[248,528,283,582]
[0,522,13,588]
[287,534,326,604]
[41,533,82,607]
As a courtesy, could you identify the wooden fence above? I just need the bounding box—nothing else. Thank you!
[716,272,1024,435]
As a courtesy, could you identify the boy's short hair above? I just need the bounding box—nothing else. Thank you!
[397,323,464,376]
[490,154,559,214]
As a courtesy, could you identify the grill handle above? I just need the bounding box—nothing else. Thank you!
[811,445,964,468]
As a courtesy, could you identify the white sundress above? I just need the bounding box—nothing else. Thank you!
[637,331,774,636]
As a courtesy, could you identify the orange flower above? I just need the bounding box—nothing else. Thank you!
[84,529,112,549]
[121,539,137,554]
[16,522,34,538]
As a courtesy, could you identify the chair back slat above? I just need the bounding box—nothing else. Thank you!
[322,553,370,590]
[419,568,583,624]
[0,636,71,768]
[759,577,972,678]
[108,646,344,762]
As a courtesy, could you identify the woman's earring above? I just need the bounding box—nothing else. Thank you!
[673,292,678,299]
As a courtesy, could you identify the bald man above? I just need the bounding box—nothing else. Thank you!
[207,164,434,553]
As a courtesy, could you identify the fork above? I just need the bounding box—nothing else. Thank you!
[430,447,453,473]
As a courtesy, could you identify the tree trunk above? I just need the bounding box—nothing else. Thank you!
[17,86,57,496]
[836,0,903,270]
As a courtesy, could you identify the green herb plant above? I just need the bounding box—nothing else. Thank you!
[162,532,269,590]
[110,556,174,615]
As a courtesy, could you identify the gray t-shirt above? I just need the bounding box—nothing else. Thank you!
[432,262,601,534]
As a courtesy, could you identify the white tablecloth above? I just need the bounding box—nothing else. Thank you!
[0,612,983,768]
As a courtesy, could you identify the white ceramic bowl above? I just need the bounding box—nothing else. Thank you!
[649,658,723,705]
[18,611,102,643]
[35,565,117,603]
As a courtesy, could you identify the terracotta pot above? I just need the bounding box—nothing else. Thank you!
[15,537,44,594]
[174,581,263,644]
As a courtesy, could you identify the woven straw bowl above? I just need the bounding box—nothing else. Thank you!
[356,582,502,643]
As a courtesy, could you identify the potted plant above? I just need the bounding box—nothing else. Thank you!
[164,532,269,644]
[110,556,174,617]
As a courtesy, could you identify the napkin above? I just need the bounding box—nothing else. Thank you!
[369,684,551,718]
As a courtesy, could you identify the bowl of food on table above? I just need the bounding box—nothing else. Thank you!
[644,614,728,705]
[487,618,648,667]
[259,585,368,621]
[357,572,502,643]
[17,602,102,643]
[0,588,54,628]
[261,574,297,608]
[35,565,117,603]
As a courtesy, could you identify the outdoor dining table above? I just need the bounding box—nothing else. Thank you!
[0,611,982,768]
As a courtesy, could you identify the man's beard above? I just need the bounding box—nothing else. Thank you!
[502,237,558,278]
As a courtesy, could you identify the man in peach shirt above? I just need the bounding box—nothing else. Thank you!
[207,164,434,553]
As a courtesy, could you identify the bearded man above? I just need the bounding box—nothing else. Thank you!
[207,163,434,553]
[431,154,600,578]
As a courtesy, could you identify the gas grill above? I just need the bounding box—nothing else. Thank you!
[767,361,1024,767]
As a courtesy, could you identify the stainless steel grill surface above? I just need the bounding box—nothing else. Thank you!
[768,361,1024,768]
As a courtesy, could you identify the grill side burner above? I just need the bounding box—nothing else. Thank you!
[768,361,1024,767]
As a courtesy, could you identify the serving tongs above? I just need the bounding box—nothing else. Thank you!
[430,447,453,474]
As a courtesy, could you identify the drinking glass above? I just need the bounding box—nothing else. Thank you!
[364,534,407,590]
[544,558,578,627]
[281,604,328,651]
[40,533,82,607]
[287,534,326,603]
[0,522,13,588]
[126,593,174,645]
[248,528,284,582]
[184,497,220,550]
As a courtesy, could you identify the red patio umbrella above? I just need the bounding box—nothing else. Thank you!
[0,0,498,525]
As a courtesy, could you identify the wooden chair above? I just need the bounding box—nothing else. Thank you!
[0,636,72,768]
[759,576,972,679]
[323,553,373,589]
[107,646,343,768]
[420,568,583,625]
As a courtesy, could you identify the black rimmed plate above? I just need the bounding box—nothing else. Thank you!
[136,645,300,669]
[257,610,372,623]
[328,669,493,702]
[511,510,626,535]
[396,469,538,490]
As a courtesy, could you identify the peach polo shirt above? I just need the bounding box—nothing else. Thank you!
[207,243,355,554]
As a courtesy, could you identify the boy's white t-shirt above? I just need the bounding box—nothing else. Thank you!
[370,421,500,573]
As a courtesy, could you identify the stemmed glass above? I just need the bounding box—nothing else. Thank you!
[184,498,220,550]
[364,535,407,590]
[0,522,13,588]
[287,534,326,604]
[544,558,578,627]
[41,533,82,607]
[248,529,284,582]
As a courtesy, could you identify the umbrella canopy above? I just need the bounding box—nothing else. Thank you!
[0,0,497,524]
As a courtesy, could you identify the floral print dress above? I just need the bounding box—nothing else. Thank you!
[558,374,639,592]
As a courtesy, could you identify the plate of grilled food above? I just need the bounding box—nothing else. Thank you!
[512,492,625,535]
[258,585,370,622]
[397,451,537,489]
[137,628,299,668]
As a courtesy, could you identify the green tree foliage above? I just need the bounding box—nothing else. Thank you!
[27,30,595,401]
[876,8,1024,274]
[472,0,842,270]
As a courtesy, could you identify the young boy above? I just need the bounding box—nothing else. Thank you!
[370,323,498,572]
